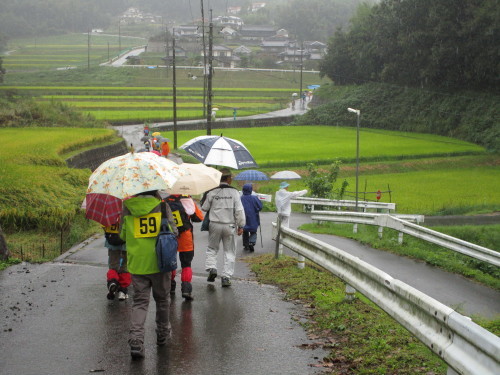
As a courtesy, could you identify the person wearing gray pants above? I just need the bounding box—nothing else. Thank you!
[201,168,245,287]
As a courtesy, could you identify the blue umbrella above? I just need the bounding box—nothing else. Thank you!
[234,170,269,181]
[307,84,320,89]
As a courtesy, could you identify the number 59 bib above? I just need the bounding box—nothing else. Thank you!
[133,212,161,238]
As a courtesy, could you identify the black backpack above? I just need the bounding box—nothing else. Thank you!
[103,223,125,246]
[166,195,192,233]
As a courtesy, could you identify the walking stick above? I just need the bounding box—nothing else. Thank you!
[259,225,263,248]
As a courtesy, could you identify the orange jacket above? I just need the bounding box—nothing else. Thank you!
[161,142,170,156]
[177,203,203,252]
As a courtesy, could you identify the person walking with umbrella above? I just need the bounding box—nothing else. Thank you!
[240,183,262,252]
[201,168,245,287]
[120,190,178,359]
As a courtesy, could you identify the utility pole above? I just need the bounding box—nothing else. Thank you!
[165,26,170,78]
[206,15,213,135]
[201,0,207,118]
[299,42,303,109]
[118,19,121,52]
[87,28,91,71]
[172,29,178,149]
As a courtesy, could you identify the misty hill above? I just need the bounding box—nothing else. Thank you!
[0,0,366,43]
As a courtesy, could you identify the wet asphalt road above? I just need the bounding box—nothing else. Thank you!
[1,212,499,375]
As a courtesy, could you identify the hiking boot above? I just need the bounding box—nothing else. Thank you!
[221,277,232,287]
[243,245,250,251]
[156,329,171,346]
[207,268,217,282]
[107,279,119,300]
[181,281,193,301]
[249,244,255,252]
[118,291,128,301]
[170,279,176,295]
[118,287,128,301]
[129,339,145,359]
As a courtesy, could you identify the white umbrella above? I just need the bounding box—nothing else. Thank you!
[180,135,258,169]
[166,163,222,195]
[87,152,188,199]
[270,170,301,180]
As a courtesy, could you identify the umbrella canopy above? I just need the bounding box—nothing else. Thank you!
[84,193,123,226]
[270,170,301,180]
[140,136,151,142]
[234,170,269,181]
[87,152,187,199]
[152,132,161,137]
[166,163,222,195]
[180,135,258,170]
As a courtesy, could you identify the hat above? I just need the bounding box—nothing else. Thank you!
[220,168,232,177]
[279,181,289,189]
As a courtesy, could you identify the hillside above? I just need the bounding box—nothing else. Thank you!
[300,83,500,152]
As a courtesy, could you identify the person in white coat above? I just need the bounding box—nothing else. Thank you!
[201,168,246,287]
[275,181,308,228]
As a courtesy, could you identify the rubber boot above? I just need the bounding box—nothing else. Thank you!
[181,281,193,301]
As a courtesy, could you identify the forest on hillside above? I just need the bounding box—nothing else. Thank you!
[320,0,499,90]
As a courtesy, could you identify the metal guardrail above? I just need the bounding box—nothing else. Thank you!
[310,211,500,267]
[291,197,396,212]
[274,224,500,375]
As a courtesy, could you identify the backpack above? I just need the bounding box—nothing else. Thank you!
[103,224,125,246]
[155,202,178,272]
[166,195,192,233]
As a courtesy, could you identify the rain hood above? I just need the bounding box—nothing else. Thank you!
[123,196,160,217]
[242,183,253,195]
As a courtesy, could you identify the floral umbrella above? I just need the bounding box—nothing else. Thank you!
[87,152,187,199]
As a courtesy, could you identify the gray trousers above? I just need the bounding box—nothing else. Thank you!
[129,272,171,343]
[205,222,237,278]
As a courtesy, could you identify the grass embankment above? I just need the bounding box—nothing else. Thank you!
[247,255,449,374]
[0,126,114,231]
[300,223,500,291]
[0,95,117,263]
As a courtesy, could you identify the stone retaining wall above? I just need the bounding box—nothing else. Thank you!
[66,140,128,171]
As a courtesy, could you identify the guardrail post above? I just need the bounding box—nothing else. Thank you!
[378,226,383,239]
[345,284,356,301]
[398,232,404,244]
[353,224,358,233]
[274,215,282,259]
[297,254,305,269]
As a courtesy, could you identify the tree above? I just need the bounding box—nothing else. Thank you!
[320,0,499,90]
[304,161,348,199]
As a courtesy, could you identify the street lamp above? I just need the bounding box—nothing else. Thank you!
[348,107,360,211]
